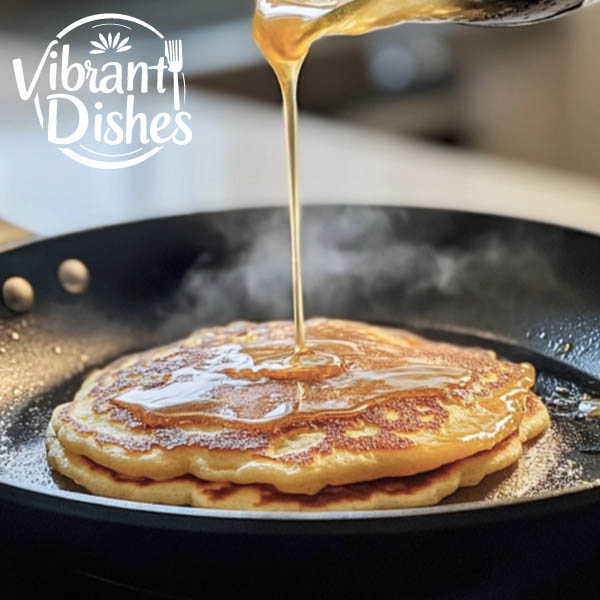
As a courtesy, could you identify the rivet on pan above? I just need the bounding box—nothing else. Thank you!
[58,259,90,294]
[2,277,34,313]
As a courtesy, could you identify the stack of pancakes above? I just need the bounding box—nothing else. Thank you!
[47,319,549,511]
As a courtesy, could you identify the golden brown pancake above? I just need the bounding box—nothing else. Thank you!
[48,318,542,497]
[46,393,549,511]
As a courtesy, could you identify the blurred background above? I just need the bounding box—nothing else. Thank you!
[2,0,600,237]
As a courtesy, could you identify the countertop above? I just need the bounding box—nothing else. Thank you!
[2,89,600,238]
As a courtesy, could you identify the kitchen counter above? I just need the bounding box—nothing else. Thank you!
[2,89,600,238]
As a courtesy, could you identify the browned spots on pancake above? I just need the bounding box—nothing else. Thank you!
[254,472,436,508]
[81,452,163,486]
[525,392,540,416]
[201,482,248,502]
[58,402,270,454]
[59,404,71,422]
[269,397,446,461]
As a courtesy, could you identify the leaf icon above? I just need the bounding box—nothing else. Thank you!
[115,36,131,53]
[89,32,132,55]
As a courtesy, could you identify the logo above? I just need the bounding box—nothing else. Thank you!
[12,13,192,169]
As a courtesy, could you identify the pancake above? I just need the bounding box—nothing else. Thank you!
[46,394,549,511]
[47,318,543,496]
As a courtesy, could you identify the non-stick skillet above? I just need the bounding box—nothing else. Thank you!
[1,205,600,596]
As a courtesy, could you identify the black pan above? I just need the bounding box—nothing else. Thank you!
[1,206,600,596]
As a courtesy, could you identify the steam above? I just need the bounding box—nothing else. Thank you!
[163,206,571,336]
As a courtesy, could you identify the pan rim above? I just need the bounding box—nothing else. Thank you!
[2,202,600,258]
[1,473,599,524]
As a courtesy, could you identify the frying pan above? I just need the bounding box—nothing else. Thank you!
[1,205,600,596]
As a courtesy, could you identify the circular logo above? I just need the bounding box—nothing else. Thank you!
[13,13,192,169]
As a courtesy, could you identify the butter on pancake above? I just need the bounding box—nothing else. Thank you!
[47,319,545,499]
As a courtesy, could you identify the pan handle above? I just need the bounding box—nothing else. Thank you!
[0,218,34,247]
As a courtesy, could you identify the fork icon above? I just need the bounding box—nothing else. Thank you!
[165,40,183,111]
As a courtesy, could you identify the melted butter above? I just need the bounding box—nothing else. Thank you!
[456,387,524,442]
[231,339,346,380]
[110,334,474,425]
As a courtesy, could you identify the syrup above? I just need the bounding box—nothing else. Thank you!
[110,324,478,425]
